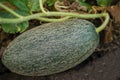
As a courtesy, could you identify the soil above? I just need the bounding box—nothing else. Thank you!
[0,1,120,80]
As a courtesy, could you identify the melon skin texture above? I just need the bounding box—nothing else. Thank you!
[2,19,99,76]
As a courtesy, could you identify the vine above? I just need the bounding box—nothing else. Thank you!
[0,0,110,33]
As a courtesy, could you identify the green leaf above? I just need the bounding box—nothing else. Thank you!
[96,0,113,6]
[6,0,29,13]
[76,0,92,11]
[0,11,29,33]
[0,0,5,2]
[5,0,40,14]
[1,21,28,33]
[1,22,28,33]
[46,0,57,6]
[0,0,40,33]
[27,0,40,12]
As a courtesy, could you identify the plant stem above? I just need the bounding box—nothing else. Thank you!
[0,12,107,23]
[39,0,47,13]
[38,16,71,22]
[0,11,109,33]
[0,3,23,18]
[96,13,110,33]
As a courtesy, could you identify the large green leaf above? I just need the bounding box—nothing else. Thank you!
[1,21,28,33]
[0,11,29,33]
[0,0,40,33]
[6,0,40,14]
[96,0,113,6]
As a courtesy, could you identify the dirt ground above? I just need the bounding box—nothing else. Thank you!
[0,28,120,80]
[0,1,120,80]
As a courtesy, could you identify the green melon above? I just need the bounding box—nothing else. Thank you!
[2,19,99,76]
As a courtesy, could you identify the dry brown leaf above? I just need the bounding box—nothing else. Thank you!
[107,5,120,24]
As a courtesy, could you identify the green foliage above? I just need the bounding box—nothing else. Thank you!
[96,0,113,6]
[77,0,113,7]
[0,0,4,2]
[76,0,92,11]
[0,11,29,33]
[5,0,40,14]
[0,0,40,33]
[28,0,40,12]
[1,22,28,33]
[46,0,57,6]
[0,0,110,34]
[0,0,58,33]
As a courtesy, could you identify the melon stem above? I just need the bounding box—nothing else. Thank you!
[96,13,110,33]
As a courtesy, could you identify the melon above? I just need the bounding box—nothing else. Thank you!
[2,19,99,76]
